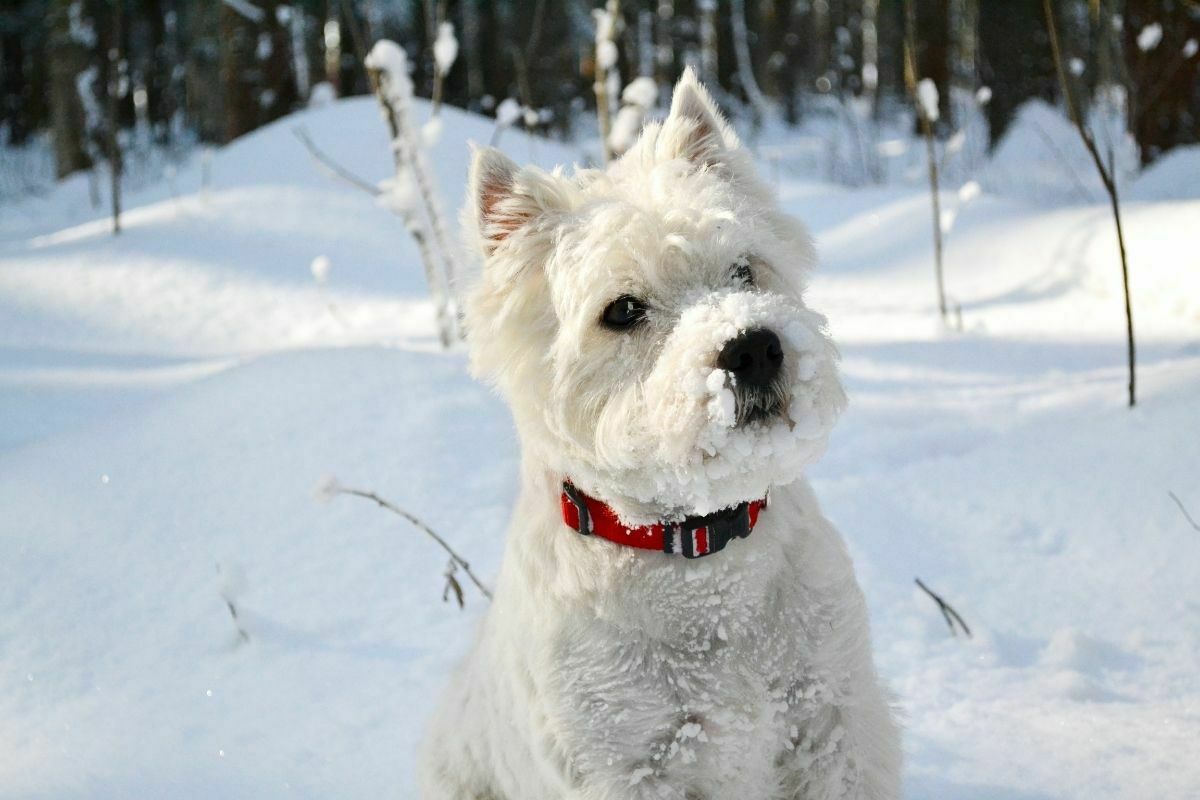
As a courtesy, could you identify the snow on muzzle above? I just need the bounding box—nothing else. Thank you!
[626,290,846,514]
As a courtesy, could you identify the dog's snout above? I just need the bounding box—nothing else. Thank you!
[718,328,783,388]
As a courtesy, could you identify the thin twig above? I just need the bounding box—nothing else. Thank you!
[915,577,972,638]
[1026,118,1097,204]
[224,599,250,643]
[1169,491,1200,533]
[335,485,493,602]
[1043,0,1136,408]
[902,0,947,323]
[293,127,381,196]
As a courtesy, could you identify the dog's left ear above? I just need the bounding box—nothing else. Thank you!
[468,145,567,257]
[657,67,740,169]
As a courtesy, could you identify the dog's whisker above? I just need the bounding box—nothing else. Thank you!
[730,376,790,427]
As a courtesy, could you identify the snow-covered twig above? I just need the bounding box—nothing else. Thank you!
[490,97,523,147]
[1168,491,1200,533]
[293,126,381,196]
[365,40,460,347]
[608,77,657,158]
[915,578,972,638]
[317,477,493,605]
[431,20,458,116]
[593,1,621,164]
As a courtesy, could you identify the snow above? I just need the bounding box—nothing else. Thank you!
[3,96,1200,799]
[308,82,336,108]
[597,40,618,71]
[309,255,331,284]
[621,76,659,110]
[432,22,458,77]
[421,115,443,147]
[916,78,940,123]
[364,41,413,103]
[494,97,522,128]
[593,8,619,70]
[1129,144,1200,201]
[978,98,1137,206]
[609,78,660,156]
[1137,22,1163,52]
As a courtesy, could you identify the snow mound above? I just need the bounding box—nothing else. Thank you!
[979,98,1136,206]
[1129,144,1200,202]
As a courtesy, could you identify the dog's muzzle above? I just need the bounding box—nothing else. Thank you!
[718,328,787,425]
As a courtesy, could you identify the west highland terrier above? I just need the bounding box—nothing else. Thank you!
[420,69,901,800]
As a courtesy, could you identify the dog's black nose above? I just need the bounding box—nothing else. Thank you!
[718,328,783,388]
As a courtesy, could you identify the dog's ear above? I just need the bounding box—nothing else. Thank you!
[657,66,739,168]
[468,146,565,256]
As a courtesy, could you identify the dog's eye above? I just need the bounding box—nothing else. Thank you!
[731,260,754,286]
[601,295,648,330]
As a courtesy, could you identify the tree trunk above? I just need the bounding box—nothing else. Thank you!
[105,0,123,234]
[48,0,92,178]
[655,0,674,104]
[219,1,257,142]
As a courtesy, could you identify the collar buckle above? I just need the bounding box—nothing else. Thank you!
[669,502,752,559]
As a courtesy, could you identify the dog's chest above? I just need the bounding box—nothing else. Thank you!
[548,555,848,797]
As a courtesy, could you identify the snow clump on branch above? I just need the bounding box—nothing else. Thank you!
[917,78,940,123]
[433,22,458,77]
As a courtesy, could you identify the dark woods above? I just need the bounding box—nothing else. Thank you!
[1,1,1198,182]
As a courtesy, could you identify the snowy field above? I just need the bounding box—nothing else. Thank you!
[2,98,1199,799]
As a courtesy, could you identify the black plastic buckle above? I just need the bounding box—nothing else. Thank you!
[671,501,752,558]
[562,481,591,536]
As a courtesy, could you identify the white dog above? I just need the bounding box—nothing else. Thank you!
[420,69,901,800]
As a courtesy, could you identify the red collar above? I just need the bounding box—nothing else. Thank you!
[560,481,767,559]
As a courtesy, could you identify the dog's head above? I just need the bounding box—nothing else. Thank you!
[464,69,845,523]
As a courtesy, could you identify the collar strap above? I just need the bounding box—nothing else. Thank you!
[560,481,767,559]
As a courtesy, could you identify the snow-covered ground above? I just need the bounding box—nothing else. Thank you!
[2,98,1199,799]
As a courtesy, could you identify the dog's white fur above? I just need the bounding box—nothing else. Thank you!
[419,70,901,800]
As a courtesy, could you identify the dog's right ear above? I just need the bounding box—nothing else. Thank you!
[469,146,562,257]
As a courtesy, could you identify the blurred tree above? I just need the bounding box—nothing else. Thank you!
[47,0,92,177]
[979,0,1058,145]
[1123,0,1200,165]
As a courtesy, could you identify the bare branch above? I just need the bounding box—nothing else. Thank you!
[1169,491,1200,533]
[224,599,250,643]
[442,560,465,609]
[1043,0,1136,407]
[902,0,947,323]
[915,577,972,638]
[332,483,493,603]
[293,126,381,196]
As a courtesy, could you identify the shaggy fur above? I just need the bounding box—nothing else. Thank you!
[419,69,901,800]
